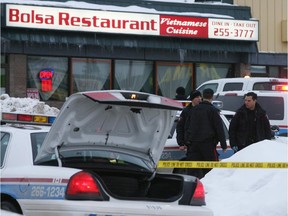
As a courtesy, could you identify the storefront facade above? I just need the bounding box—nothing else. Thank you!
[1,0,278,108]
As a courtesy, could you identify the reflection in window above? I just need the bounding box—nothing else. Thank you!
[1,132,10,167]
[31,132,48,162]
[114,60,153,92]
[27,56,68,101]
[72,58,111,92]
[250,65,267,77]
[196,63,232,87]
[156,63,192,98]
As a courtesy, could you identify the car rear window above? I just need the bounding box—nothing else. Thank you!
[253,82,288,91]
[31,132,48,162]
[218,95,284,121]
[223,83,243,91]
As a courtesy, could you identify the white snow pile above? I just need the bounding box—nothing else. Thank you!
[0,94,60,116]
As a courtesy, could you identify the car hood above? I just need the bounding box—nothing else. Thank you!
[36,90,182,170]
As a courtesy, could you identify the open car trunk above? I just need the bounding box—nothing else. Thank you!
[38,158,196,203]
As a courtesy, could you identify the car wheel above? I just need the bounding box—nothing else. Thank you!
[1,200,21,214]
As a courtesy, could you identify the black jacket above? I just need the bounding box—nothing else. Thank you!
[229,103,271,149]
[185,101,227,150]
[176,103,193,146]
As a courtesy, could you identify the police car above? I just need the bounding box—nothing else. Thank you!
[196,77,288,95]
[1,90,213,216]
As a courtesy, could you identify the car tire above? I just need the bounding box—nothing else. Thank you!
[1,200,21,214]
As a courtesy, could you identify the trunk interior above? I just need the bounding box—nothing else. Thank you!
[95,170,184,201]
[38,157,186,202]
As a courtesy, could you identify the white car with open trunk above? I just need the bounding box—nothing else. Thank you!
[1,90,213,216]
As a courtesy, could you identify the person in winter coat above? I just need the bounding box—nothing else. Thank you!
[174,86,187,100]
[176,90,202,148]
[185,88,227,178]
[229,92,271,153]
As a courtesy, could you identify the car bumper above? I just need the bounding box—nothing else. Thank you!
[20,199,213,216]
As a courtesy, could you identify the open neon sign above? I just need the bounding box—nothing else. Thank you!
[39,69,54,92]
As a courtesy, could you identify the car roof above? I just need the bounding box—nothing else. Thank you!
[201,77,288,83]
[1,123,51,132]
[216,90,288,96]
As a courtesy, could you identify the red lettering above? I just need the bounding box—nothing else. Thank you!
[9,9,19,22]
[70,16,80,26]
[35,14,44,24]
[39,71,53,80]
[59,12,69,25]
[82,17,91,27]
[9,8,53,24]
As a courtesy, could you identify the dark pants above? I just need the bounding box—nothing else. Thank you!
[186,141,219,179]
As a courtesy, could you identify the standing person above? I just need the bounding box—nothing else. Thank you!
[176,90,202,149]
[174,86,186,100]
[185,88,227,178]
[229,92,271,153]
[174,90,202,174]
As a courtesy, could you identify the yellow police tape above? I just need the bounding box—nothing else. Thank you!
[158,161,288,169]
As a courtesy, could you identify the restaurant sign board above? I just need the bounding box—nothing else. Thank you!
[5,4,259,41]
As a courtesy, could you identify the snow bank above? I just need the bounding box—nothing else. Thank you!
[0,94,60,116]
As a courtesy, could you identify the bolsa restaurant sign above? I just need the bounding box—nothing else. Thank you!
[4,4,259,41]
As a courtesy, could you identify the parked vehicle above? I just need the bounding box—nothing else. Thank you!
[196,77,288,95]
[215,90,288,137]
[1,91,213,216]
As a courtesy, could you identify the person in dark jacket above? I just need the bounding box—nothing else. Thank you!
[229,92,271,153]
[176,90,202,148]
[185,88,227,178]
[174,86,187,100]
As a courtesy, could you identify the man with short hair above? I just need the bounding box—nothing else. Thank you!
[229,92,271,153]
[185,88,227,178]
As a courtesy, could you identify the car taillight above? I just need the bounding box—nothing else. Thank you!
[65,171,108,201]
[190,179,206,206]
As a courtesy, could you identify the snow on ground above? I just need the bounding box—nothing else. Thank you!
[202,140,288,216]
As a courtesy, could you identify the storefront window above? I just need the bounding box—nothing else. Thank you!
[114,60,153,92]
[250,65,267,77]
[279,66,288,78]
[196,63,232,87]
[72,58,111,93]
[1,55,7,95]
[27,56,68,101]
[156,62,192,98]
[267,66,287,79]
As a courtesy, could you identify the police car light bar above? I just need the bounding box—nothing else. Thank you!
[1,112,56,126]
